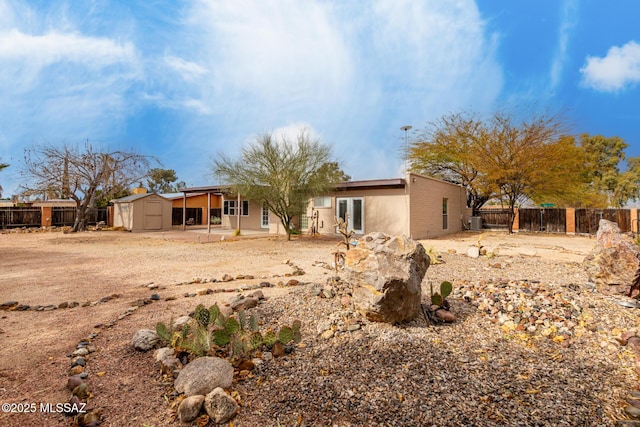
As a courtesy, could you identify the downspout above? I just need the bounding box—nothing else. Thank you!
[182,192,186,231]
[207,192,211,234]
[237,192,241,231]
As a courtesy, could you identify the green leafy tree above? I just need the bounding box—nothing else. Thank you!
[315,162,351,183]
[578,134,640,208]
[146,168,185,193]
[213,129,343,240]
[22,142,155,232]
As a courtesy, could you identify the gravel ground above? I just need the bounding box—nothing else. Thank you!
[1,230,639,426]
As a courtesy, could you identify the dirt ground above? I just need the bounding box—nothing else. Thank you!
[0,228,600,426]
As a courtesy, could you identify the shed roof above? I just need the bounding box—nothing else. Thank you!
[112,193,169,203]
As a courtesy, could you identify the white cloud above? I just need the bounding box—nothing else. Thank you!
[580,41,640,92]
[550,0,578,91]
[162,55,208,82]
[177,0,502,179]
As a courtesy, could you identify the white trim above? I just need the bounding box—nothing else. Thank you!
[261,205,269,229]
[336,197,364,234]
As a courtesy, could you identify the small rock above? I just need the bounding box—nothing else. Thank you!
[67,375,85,391]
[178,395,205,423]
[467,247,480,259]
[237,359,255,371]
[435,309,456,323]
[628,337,640,351]
[131,329,159,352]
[271,342,285,358]
[150,293,160,300]
[626,405,640,419]
[72,357,86,367]
[204,387,238,424]
[69,365,84,375]
[229,296,259,311]
[321,288,335,298]
[73,348,89,357]
[320,330,335,340]
[616,420,640,427]
[174,357,234,397]
[154,347,175,362]
[72,383,89,399]
[221,274,233,282]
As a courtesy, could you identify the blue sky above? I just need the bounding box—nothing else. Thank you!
[1,0,639,197]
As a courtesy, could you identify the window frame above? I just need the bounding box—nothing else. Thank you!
[223,200,249,217]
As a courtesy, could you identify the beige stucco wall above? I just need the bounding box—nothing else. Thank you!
[312,187,409,237]
[221,198,265,231]
[407,173,468,239]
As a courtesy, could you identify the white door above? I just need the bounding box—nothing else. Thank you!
[261,205,269,229]
[336,197,364,234]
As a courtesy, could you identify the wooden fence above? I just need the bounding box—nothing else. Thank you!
[518,208,567,233]
[1,206,107,228]
[0,207,41,228]
[574,209,631,234]
[477,207,637,235]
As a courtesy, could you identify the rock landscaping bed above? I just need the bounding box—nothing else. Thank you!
[2,229,640,426]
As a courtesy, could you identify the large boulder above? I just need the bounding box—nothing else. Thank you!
[583,219,640,298]
[344,232,429,324]
[174,357,234,397]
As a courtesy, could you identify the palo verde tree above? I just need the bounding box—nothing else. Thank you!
[22,142,155,232]
[213,129,344,240]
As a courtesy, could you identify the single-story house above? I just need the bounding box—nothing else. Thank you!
[300,173,469,239]
[180,173,470,239]
[112,193,172,232]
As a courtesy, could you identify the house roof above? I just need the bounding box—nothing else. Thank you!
[179,185,231,194]
[112,193,169,203]
[334,178,406,190]
[160,192,206,200]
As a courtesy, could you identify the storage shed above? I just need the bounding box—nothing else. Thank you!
[112,193,172,232]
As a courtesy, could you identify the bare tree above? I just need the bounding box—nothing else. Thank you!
[22,142,155,232]
[0,160,8,198]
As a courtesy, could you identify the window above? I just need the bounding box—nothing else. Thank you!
[223,200,249,216]
[442,198,448,230]
[313,197,331,208]
[336,197,364,234]
[299,214,309,230]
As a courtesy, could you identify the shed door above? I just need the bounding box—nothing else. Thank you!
[144,200,162,230]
